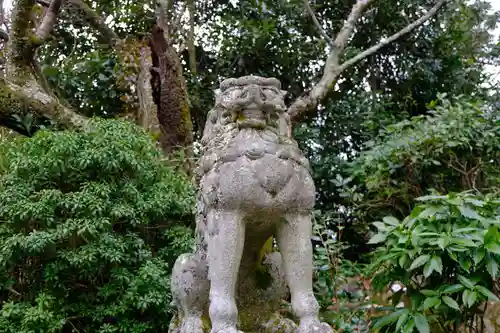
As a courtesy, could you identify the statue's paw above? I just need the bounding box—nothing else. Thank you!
[296,319,333,333]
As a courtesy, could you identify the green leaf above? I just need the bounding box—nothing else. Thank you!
[418,206,442,219]
[451,237,476,247]
[466,291,478,307]
[458,205,483,220]
[416,195,447,201]
[452,227,480,234]
[413,313,430,333]
[423,296,441,310]
[383,216,400,226]
[368,233,387,244]
[486,255,498,279]
[436,237,449,250]
[462,289,470,307]
[484,226,498,244]
[459,256,472,271]
[485,243,500,254]
[402,318,415,333]
[442,284,465,294]
[399,253,409,268]
[476,285,500,302]
[420,289,438,297]
[373,222,388,231]
[473,248,486,265]
[396,311,410,331]
[409,255,431,271]
[372,309,406,330]
[442,296,460,310]
[464,198,486,207]
[457,275,476,288]
[431,256,443,275]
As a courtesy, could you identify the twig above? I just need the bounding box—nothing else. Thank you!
[303,0,332,46]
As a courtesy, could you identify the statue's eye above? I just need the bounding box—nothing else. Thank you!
[263,89,275,99]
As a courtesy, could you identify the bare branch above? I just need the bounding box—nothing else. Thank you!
[33,0,63,45]
[303,0,332,46]
[287,0,374,120]
[338,0,448,72]
[332,0,375,56]
[288,0,448,121]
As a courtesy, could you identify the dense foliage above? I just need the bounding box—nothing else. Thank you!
[369,192,500,333]
[338,95,500,256]
[311,95,500,332]
[0,119,195,332]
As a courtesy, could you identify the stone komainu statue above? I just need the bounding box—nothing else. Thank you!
[168,76,333,333]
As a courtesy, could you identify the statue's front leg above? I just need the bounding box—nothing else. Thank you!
[277,213,333,333]
[206,209,245,333]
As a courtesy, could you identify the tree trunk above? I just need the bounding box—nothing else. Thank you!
[149,25,194,174]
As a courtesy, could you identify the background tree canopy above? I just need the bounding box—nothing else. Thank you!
[0,0,498,332]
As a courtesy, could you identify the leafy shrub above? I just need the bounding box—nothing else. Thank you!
[0,119,195,332]
[367,191,500,333]
[342,95,500,225]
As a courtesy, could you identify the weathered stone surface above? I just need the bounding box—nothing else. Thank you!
[168,76,333,333]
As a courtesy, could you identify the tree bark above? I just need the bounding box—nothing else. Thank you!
[1,0,87,131]
[149,25,194,173]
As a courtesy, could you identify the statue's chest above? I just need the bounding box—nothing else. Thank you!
[200,130,313,206]
[217,129,310,169]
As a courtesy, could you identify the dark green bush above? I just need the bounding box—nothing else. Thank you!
[337,95,500,255]
[0,119,195,332]
[368,192,500,333]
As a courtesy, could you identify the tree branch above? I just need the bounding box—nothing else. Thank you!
[33,0,63,45]
[288,0,448,121]
[2,0,88,133]
[64,0,119,47]
[338,0,448,72]
[303,0,332,46]
[0,78,87,128]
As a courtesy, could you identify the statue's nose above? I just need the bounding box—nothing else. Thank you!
[244,84,263,105]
